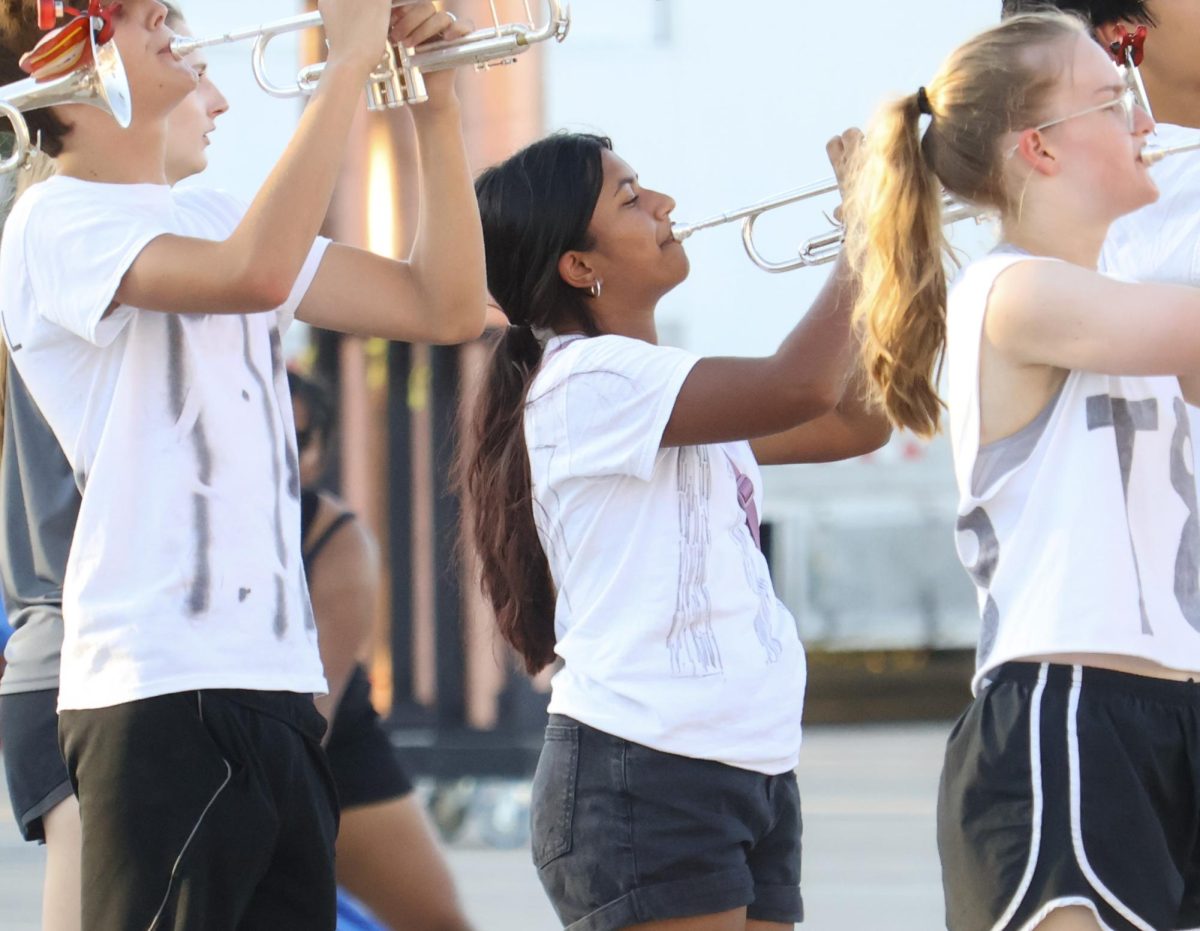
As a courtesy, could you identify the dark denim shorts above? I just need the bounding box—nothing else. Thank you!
[532,714,803,930]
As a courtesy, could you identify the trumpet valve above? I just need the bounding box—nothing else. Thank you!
[365,44,427,110]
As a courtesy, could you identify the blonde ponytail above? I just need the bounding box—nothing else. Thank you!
[846,93,949,438]
[845,10,1088,437]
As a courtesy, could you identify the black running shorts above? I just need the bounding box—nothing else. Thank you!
[59,689,339,931]
[939,662,1200,931]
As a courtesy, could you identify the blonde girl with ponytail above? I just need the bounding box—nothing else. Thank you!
[848,11,1200,931]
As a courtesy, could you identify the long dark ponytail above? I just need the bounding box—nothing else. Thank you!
[457,132,610,675]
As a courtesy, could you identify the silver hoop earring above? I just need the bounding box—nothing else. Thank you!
[588,280,602,299]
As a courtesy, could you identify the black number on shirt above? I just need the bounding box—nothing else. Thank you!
[956,507,1000,667]
[1086,394,1158,634]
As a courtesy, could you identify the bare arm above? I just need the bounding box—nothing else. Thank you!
[308,499,380,727]
[116,1,430,315]
[662,251,859,447]
[662,130,864,450]
[987,259,1200,376]
[751,366,891,465]
[295,103,486,344]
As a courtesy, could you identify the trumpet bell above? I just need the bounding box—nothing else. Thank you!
[0,27,131,173]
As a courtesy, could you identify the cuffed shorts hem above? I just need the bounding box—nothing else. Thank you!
[565,868,755,931]
[748,881,805,924]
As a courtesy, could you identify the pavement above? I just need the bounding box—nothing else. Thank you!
[0,722,951,930]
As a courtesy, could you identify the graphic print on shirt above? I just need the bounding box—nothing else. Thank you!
[956,507,1000,667]
[528,440,576,622]
[167,315,214,615]
[1086,394,1158,634]
[240,318,298,638]
[1170,397,1200,631]
[668,446,723,677]
[724,457,782,665]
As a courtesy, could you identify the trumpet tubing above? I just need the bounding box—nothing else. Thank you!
[172,0,570,111]
[671,178,985,274]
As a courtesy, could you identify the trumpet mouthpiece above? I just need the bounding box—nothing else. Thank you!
[670,224,693,243]
[1139,138,1200,166]
[169,35,198,60]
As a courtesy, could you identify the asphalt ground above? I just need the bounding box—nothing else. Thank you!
[0,721,952,930]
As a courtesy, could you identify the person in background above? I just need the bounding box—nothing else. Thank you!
[290,370,473,931]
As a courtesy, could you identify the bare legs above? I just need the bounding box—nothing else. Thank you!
[1031,907,1103,930]
[624,909,792,930]
[335,794,473,931]
[40,795,81,931]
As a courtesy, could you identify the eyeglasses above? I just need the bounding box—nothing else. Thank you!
[1007,87,1141,157]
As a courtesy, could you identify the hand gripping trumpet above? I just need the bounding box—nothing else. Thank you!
[169,0,571,111]
[0,1,131,174]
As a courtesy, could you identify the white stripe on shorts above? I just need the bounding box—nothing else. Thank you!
[1066,665,1154,931]
[989,663,1049,931]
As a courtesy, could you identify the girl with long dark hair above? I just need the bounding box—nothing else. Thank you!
[460,132,889,930]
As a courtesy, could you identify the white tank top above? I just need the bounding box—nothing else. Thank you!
[947,251,1200,693]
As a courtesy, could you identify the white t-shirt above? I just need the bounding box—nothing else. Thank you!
[1102,120,1200,501]
[947,252,1200,694]
[527,334,807,775]
[0,175,331,710]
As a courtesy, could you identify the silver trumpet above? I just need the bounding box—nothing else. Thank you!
[671,138,1200,274]
[671,179,984,274]
[0,26,131,173]
[171,0,571,111]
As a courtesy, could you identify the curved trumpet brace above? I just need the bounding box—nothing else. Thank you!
[0,100,29,174]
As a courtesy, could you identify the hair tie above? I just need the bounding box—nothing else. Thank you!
[916,86,933,117]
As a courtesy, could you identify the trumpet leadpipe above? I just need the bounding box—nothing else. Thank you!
[1139,139,1200,166]
[670,179,838,244]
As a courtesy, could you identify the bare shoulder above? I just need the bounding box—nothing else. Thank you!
[307,491,378,573]
[985,258,1128,354]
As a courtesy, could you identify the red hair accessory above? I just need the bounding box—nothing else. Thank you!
[22,1,118,82]
[1109,26,1148,68]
